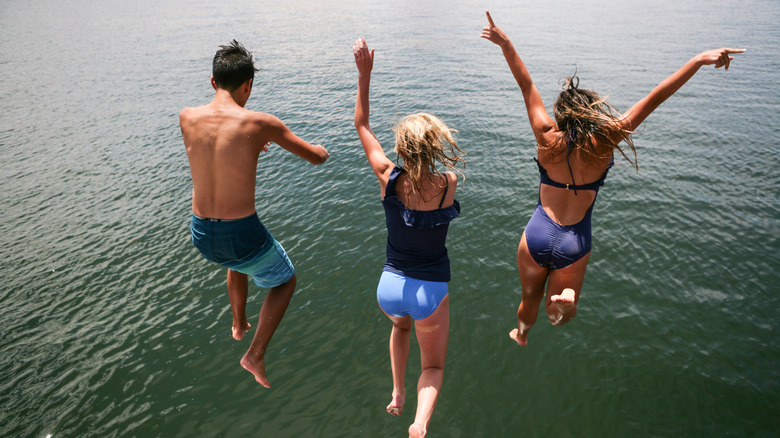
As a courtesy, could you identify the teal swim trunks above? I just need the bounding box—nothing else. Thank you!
[191,213,295,288]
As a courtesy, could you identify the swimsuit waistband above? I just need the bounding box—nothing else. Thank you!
[192,212,257,223]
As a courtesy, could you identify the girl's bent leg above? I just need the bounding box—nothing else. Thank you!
[513,234,550,346]
[409,294,449,437]
[545,253,589,326]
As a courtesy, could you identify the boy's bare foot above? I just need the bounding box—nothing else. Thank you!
[232,322,251,340]
[549,288,576,325]
[408,422,426,438]
[386,393,405,416]
[240,353,271,388]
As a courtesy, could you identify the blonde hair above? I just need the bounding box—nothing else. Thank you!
[553,76,638,170]
[393,113,466,197]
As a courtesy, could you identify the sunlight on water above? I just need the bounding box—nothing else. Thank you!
[1,0,778,436]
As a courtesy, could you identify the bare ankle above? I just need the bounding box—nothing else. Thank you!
[408,422,426,438]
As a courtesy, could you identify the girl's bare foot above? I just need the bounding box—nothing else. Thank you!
[408,422,426,438]
[232,322,251,340]
[549,288,576,325]
[386,393,405,416]
[509,319,531,346]
[509,328,528,346]
[240,353,271,388]
[551,287,575,305]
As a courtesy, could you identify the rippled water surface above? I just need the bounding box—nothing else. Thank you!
[1,0,778,436]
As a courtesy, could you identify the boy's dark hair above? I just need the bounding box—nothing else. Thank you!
[212,40,259,91]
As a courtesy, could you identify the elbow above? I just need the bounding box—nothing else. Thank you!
[354,115,369,130]
[354,107,370,130]
[354,122,372,140]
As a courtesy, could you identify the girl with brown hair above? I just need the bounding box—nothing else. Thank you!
[481,11,744,346]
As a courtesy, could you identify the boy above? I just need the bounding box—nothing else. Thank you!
[180,40,329,388]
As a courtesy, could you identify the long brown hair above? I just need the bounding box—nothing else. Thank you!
[393,113,466,199]
[552,75,638,170]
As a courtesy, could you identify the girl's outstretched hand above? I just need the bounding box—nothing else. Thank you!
[353,37,374,76]
[697,48,746,70]
[481,10,510,48]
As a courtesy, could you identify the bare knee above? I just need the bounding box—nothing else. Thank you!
[272,273,296,288]
[390,315,413,331]
[270,275,296,297]
[520,292,543,307]
[394,321,413,332]
[521,286,545,306]
[285,274,297,289]
[518,289,544,318]
[420,364,444,375]
[547,304,577,326]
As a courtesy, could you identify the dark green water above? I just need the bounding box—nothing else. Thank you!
[1,0,778,436]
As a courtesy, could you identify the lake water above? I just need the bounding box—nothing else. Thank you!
[1,0,778,436]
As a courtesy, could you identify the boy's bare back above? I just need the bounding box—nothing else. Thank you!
[180,85,328,220]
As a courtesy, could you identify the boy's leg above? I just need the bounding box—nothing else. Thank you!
[240,274,297,388]
[227,269,251,340]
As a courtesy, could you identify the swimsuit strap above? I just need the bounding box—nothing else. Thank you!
[437,174,449,209]
[385,166,404,198]
[566,135,579,195]
[534,156,613,192]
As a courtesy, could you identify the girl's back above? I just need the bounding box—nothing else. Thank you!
[535,135,614,226]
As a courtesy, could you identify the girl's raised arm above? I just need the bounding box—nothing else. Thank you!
[481,11,556,143]
[620,48,746,132]
[353,38,394,187]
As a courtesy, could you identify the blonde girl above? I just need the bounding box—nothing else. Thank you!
[353,37,465,438]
